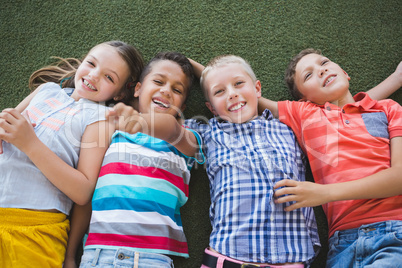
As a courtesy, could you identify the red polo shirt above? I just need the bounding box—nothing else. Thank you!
[278,92,402,237]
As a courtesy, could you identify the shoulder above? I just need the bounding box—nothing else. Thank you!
[36,82,62,94]
[277,100,321,122]
[278,100,318,113]
[184,117,212,133]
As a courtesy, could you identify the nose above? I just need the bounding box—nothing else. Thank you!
[160,85,171,97]
[318,66,328,77]
[228,87,238,99]
[89,68,100,80]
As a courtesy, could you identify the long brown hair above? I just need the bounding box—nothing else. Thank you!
[28,41,144,105]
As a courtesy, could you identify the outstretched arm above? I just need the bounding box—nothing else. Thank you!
[367,61,402,100]
[0,108,114,205]
[188,58,204,79]
[107,103,200,157]
[258,97,279,118]
[274,136,402,211]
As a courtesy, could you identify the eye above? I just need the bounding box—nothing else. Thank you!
[321,59,329,65]
[153,80,163,85]
[235,81,244,86]
[86,60,95,67]
[106,74,114,83]
[173,88,182,94]
[214,89,223,95]
[304,73,312,81]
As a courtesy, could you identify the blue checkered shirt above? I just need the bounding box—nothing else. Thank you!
[184,110,320,264]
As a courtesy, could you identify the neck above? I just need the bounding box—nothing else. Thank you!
[330,91,355,108]
[70,91,81,101]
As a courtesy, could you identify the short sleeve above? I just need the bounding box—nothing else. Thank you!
[184,127,205,164]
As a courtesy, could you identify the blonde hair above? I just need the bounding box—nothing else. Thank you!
[200,55,257,100]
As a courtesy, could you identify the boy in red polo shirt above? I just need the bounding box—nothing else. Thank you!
[259,49,402,267]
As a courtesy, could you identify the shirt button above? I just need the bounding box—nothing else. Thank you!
[255,135,260,140]
[326,106,331,111]
[345,120,350,124]
[118,253,125,260]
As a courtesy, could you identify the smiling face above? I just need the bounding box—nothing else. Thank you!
[72,44,130,102]
[294,53,351,105]
[204,63,261,123]
[134,60,189,117]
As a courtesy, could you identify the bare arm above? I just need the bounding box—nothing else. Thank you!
[64,203,92,268]
[108,103,200,157]
[14,84,44,112]
[188,58,204,79]
[258,97,279,118]
[0,84,44,154]
[367,61,402,100]
[274,136,402,211]
[0,108,114,205]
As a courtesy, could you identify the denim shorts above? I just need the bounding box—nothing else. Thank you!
[327,220,402,268]
[79,248,174,268]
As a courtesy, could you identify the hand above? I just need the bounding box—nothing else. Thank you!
[0,108,38,153]
[273,179,331,211]
[106,103,146,134]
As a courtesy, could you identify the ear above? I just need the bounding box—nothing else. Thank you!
[113,95,123,101]
[343,70,351,81]
[134,82,142,97]
[255,80,262,98]
[205,101,217,115]
[180,103,186,113]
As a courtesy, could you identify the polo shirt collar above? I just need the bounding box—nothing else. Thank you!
[322,92,377,113]
[344,92,377,112]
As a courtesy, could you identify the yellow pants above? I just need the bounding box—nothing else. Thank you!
[0,208,70,268]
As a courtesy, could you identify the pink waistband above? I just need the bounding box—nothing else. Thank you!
[203,248,305,268]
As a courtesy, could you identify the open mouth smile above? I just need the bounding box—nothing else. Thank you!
[323,75,336,87]
[152,98,170,108]
[228,102,246,112]
[83,79,97,91]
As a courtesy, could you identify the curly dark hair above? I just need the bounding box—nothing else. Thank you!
[139,51,194,102]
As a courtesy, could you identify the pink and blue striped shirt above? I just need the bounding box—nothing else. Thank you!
[85,130,204,257]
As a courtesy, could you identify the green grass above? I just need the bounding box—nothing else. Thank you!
[1,1,401,267]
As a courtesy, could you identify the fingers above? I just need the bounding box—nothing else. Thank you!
[0,109,31,134]
[0,110,16,134]
[273,179,303,211]
[1,108,24,119]
[106,103,138,121]
[0,109,19,125]
[273,179,297,190]
[106,103,144,134]
[116,113,141,133]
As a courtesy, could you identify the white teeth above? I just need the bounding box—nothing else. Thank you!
[153,99,169,108]
[84,80,96,90]
[325,76,334,86]
[229,102,245,111]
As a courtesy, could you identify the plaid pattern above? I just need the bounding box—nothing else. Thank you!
[184,110,320,264]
